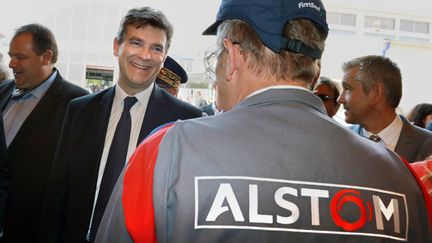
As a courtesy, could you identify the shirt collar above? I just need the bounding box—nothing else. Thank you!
[247,85,309,98]
[363,115,403,150]
[114,82,154,108]
[22,69,57,100]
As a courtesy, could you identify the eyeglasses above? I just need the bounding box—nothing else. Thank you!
[204,39,241,84]
[204,47,222,84]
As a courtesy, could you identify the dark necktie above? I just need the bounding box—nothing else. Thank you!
[90,96,138,240]
[11,88,31,100]
[368,134,382,143]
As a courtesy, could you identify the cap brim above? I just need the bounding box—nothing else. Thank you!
[202,20,222,35]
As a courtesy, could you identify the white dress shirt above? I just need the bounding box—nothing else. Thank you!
[87,83,153,237]
[363,115,403,151]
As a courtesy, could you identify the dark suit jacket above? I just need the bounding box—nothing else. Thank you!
[350,115,432,162]
[0,113,8,228]
[0,73,89,242]
[39,85,202,243]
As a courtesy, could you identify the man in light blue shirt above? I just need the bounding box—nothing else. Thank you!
[2,69,56,146]
[0,23,88,242]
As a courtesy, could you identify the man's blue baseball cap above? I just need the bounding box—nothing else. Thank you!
[203,0,328,59]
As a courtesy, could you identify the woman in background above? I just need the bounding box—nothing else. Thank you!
[407,103,432,131]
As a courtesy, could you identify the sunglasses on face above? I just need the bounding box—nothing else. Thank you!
[315,94,333,102]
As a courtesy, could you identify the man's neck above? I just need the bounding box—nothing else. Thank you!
[117,80,153,96]
[363,111,397,134]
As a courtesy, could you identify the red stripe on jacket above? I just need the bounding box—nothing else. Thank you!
[123,124,174,243]
[403,158,432,228]
[408,159,432,227]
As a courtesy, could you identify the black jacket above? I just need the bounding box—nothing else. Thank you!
[0,73,89,242]
[39,85,202,243]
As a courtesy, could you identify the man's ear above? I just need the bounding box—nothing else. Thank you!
[224,39,242,82]
[41,50,53,65]
[113,37,119,57]
[370,83,386,104]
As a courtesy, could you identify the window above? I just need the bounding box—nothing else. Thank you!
[86,67,114,92]
[398,36,429,44]
[327,12,338,25]
[328,12,356,26]
[365,16,395,30]
[416,22,429,33]
[400,20,413,32]
[341,13,356,26]
[400,20,429,34]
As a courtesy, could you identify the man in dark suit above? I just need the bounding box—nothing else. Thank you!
[0,24,89,242]
[39,7,201,243]
[338,55,432,162]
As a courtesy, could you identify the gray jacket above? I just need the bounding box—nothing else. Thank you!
[97,88,432,243]
[350,116,432,162]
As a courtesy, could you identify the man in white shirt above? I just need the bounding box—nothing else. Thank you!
[39,7,201,243]
[338,55,432,162]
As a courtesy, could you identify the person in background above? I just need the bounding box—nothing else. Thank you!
[155,56,188,97]
[200,84,221,116]
[407,103,432,131]
[192,90,207,108]
[0,53,10,82]
[338,55,432,162]
[96,0,432,242]
[0,23,89,242]
[427,122,432,131]
[39,7,201,243]
[313,76,340,118]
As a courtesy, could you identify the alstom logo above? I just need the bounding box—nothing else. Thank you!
[194,176,408,242]
[298,2,321,12]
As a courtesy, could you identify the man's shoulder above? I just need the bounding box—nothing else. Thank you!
[46,71,88,101]
[402,119,432,141]
[0,79,15,94]
[69,87,112,107]
[58,79,87,92]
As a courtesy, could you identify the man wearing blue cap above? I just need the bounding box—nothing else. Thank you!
[96,0,432,242]
[155,56,188,97]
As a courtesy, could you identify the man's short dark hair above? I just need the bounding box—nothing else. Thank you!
[14,23,58,64]
[116,7,173,51]
[343,55,402,108]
